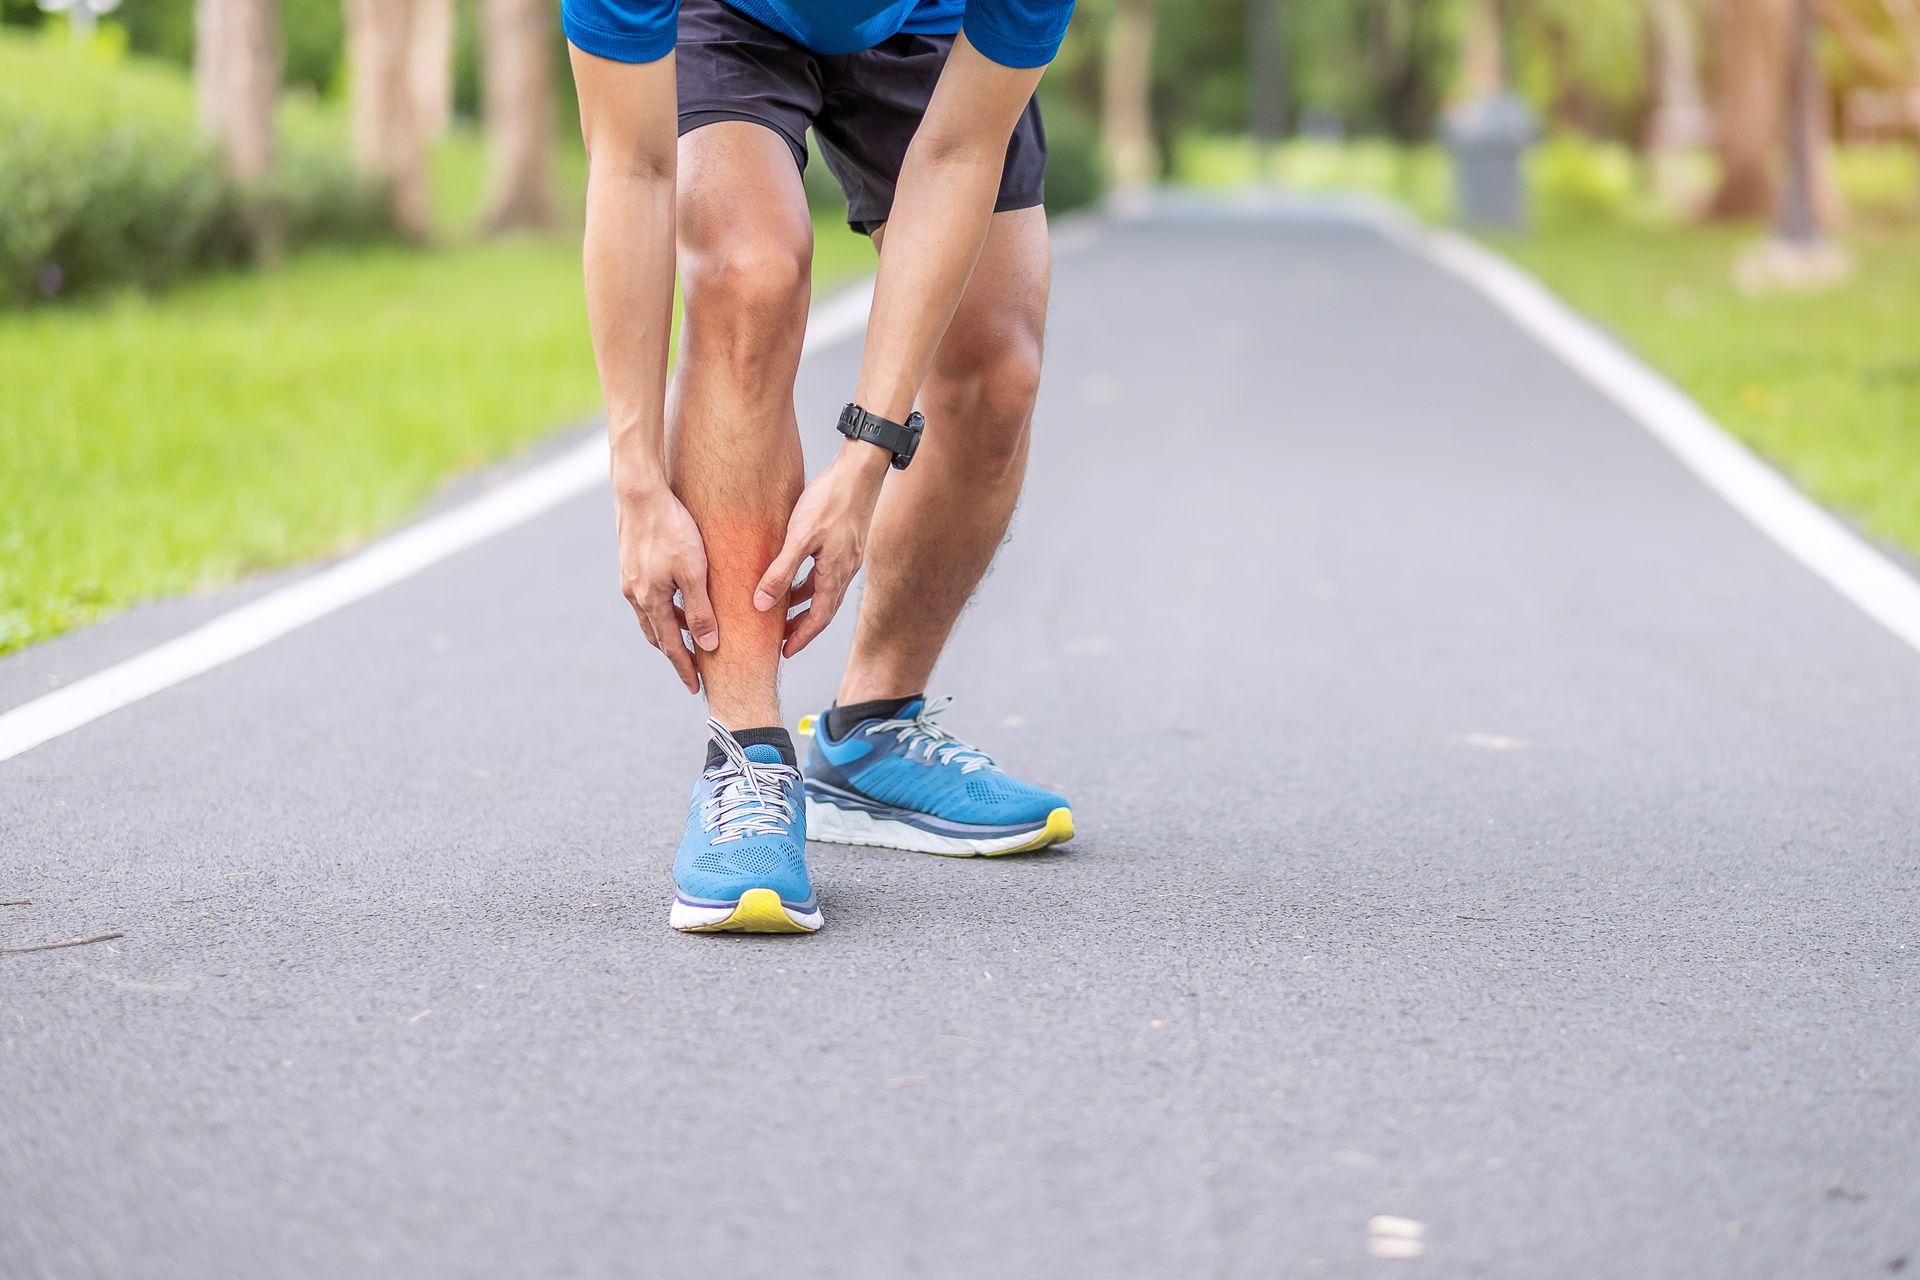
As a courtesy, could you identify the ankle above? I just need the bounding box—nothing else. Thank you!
[708,706,784,736]
[835,672,930,708]
[825,691,922,740]
[706,725,797,768]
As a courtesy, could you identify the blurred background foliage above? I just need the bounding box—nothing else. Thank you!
[3,0,1919,653]
[0,30,383,303]
[8,0,1918,288]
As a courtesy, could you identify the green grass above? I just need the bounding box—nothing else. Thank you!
[1494,223,1920,561]
[1,153,871,654]
[0,27,877,655]
[2,242,576,650]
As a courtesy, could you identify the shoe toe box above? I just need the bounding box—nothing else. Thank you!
[676,838,813,906]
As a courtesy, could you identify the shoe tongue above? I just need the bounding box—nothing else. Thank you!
[742,743,787,766]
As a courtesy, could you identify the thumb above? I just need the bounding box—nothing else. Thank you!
[754,537,807,612]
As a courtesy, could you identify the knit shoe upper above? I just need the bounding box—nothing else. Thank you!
[673,720,814,909]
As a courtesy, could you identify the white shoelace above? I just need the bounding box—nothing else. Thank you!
[700,718,800,843]
[865,695,996,774]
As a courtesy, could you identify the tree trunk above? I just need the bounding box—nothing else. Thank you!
[481,0,559,232]
[1804,31,1847,230]
[345,0,432,241]
[1704,0,1792,219]
[1103,0,1156,193]
[410,0,455,144]
[1461,0,1505,99]
[1647,0,1710,204]
[195,0,226,139]
[1545,17,1605,134]
[196,0,282,257]
[218,0,279,185]
[1819,0,1920,191]
[1883,0,1920,57]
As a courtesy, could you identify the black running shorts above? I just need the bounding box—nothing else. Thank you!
[675,0,1048,235]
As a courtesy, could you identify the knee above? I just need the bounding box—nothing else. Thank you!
[682,230,811,342]
[932,340,1043,475]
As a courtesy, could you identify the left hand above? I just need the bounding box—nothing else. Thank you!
[754,444,891,658]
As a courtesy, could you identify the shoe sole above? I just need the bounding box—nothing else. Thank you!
[805,798,1075,857]
[669,888,823,934]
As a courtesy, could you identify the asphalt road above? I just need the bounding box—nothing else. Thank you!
[4,204,1918,1280]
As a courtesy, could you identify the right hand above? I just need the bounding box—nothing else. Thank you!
[615,489,719,694]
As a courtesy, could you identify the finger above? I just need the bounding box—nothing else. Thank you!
[782,579,844,658]
[645,600,701,694]
[754,540,810,612]
[780,574,822,638]
[628,597,662,650]
[676,566,720,653]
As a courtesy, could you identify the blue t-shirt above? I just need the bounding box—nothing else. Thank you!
[562,0,1072,69]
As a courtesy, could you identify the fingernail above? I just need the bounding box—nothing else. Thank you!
[697,631,719,651]
[753,591,774,611]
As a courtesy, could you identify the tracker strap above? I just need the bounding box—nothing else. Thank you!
[836,403,924,470]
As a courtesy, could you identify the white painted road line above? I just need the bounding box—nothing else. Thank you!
[1366,207,1920,662]
[0,278,876,764]
[11,199,1920,765]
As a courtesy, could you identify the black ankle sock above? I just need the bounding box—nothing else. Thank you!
[706,726,796,769]
[826,693,923,741]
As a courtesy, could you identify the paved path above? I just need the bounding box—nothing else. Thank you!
[5,205,1918,1279]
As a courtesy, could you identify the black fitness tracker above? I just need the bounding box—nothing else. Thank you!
[836,402,924,470]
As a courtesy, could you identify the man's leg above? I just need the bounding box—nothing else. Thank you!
[835,205,1050,705]
[800,204,1068,857]
[668,122,814,730]
[663,1,835,931]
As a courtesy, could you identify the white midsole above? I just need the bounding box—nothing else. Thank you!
[667,897,823,931]
[805,796,1045,857]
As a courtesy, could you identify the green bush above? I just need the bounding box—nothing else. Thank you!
[1528,135,1635,226]
[56,116,227,295]
[0,111,80,299]
[275,143,392,247]
[0,29,387,305]
[1040,96,1103,215]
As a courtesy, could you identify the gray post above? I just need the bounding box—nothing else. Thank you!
[1245,0,1288,186]
[1777,0,1820,245]
[1445,93,1536,230]
[1247,0,1287,149]
[1444,0,1533,230]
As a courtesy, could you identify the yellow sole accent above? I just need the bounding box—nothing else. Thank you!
[982,806,1076,856]
[681,887,819,934]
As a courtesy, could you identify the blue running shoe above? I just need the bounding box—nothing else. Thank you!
[668,719,822,933]
[797,695,1074,857]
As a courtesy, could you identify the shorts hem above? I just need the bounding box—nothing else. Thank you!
[847,188,1044,236]
[678,110,808,171]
